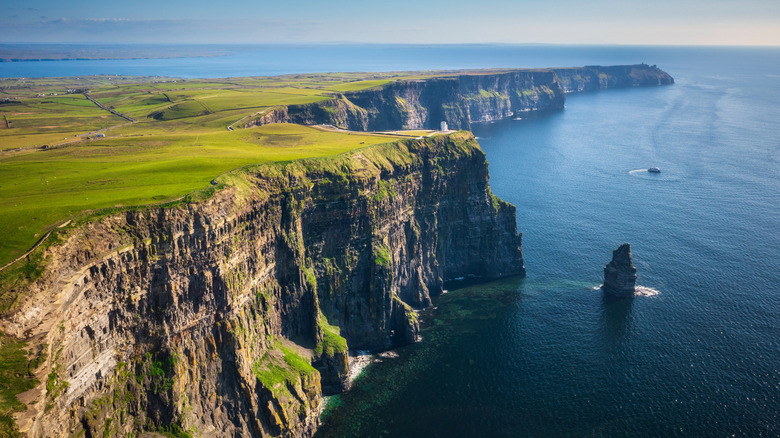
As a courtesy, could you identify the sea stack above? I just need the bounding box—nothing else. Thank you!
[603,243,637,297]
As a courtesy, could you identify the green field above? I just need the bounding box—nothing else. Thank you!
[0,68,517,267]
[0,72,447,267]
[0,123,401,266]
[0,74,393,152]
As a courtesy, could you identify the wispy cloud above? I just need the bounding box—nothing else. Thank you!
[1,11,778,45]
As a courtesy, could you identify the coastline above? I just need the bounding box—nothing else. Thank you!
[0,54,225,62]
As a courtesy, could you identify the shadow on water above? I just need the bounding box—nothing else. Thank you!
[598,292,635,348]
[469,108,565,140]
[315,276,525,438]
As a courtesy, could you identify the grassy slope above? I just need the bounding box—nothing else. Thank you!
[0,68,511,266]
[0,75,389,152]
[0,124,400,266]
[0,331,39,437]
[0,95,126,150]
[0,73,429,266]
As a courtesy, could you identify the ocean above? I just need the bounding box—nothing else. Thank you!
[312,46,780,437]
[2,44,778,437]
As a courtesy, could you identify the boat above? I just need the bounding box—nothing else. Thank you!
[648,167,661,173]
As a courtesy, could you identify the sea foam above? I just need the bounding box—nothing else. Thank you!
[594,284,660,296]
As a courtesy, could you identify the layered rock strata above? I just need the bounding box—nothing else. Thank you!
[603,243,638,297]
[251,71,564,131]
[552,64,674,93]
[248,64,673,131]
[0,132,524,437]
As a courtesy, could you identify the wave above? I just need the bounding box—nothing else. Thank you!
[634,286,660,297]
[594,284,660,296]
[348,350,375,383]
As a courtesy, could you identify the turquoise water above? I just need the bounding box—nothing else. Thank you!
[317,48,780,437]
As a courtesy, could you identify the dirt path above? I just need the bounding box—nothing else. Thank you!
[226,106,278,131]
[83,93,137,122]
[0,117,137,157]
[312,125,415,138]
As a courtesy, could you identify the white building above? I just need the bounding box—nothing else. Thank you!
[440,121,448,131]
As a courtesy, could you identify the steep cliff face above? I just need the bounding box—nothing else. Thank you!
[552,64,674,93]
[249,65,672,131]
[603,243,638,297]
[250,71,565,131]
[1,132,524,437]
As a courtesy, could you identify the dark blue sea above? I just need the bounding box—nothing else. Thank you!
[2,45,778,436]
[310,46,780,437]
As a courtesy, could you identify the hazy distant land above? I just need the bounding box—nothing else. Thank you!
[0,44,231,62]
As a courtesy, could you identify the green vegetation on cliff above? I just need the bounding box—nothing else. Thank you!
[253,342,318,399]
[0,332,40,437]
[373,244,392,267]
[316,317,348,358]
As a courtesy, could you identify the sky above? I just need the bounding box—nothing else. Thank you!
[2,0,779,46]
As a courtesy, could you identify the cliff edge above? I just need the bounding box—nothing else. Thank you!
[248,64,673,131]
[553,64,674,93]
[0,132,524,437]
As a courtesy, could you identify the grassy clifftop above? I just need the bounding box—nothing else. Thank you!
[0,72,445,267]
[0,130,476,314]
[0,124,407,268]
[0,65,671,268]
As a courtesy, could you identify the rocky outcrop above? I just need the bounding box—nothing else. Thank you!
[603,243,638,297]
[552,64,674,93]
[0,132,524,437]
[248,65,673,131]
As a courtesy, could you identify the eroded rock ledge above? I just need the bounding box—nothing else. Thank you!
[1,132,524,437]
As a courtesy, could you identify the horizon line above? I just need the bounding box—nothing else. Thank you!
[1,42,779,48]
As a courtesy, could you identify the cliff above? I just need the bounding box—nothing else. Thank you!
[248,64,672,131]
[0,132,524,437]
[250,70,565,131]
[552,64,674,93]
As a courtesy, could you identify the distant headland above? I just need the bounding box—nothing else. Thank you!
[0,43,229,62]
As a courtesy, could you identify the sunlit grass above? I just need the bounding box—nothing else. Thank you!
[0,123,402,265]
[0,70,449,264]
